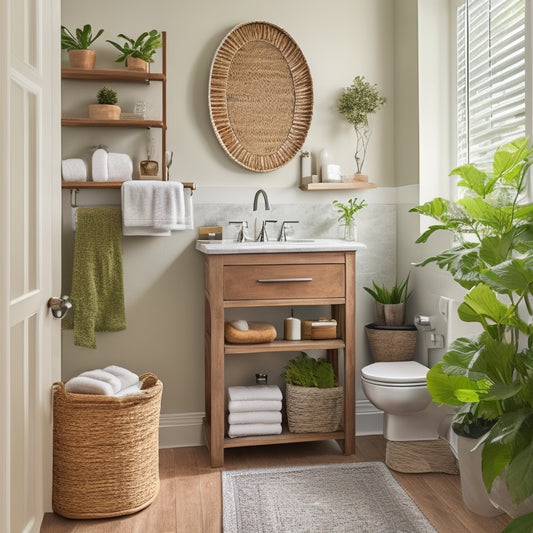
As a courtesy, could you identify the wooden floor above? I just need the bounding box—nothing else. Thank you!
[41,435,511,533]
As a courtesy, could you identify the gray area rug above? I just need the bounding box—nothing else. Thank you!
[222,461,437,533]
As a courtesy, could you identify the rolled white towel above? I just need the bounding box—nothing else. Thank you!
[103,365,139,390]
[228,411,282,425]
[228,399,282,413]
[227,423,282,438]
[92,148,109,182]
[227,385,282,402]
[62,158,87,182]
[230,319,249,331]
[115,381,143,397]
[79,369,121,394]
[108,152,133,182]
[65,376,115,396]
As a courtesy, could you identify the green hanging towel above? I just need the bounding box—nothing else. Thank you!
[64,206,126,348]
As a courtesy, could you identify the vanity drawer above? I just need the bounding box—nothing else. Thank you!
[223,264,345,300]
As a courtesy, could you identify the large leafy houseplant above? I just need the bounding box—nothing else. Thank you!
[410,138,533,531]
[107,30,162,66]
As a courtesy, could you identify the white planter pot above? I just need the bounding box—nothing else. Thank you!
[489,474,533,518]
[456,433,502,517]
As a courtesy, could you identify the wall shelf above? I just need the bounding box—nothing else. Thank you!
[61,181,196,190]
[300,181,377,191]
[61,68,166,83]
[61,118,164,128]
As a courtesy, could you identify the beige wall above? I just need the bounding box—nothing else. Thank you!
[61,0,457,444]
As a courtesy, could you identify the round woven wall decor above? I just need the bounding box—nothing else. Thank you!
[209,21,313,172]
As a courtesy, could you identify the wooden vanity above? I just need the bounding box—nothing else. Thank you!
[197,240,361,467]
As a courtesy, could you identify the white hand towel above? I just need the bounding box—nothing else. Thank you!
[62,158,87,182]
[115,381,143,397]
[227,385,283,402]
[79,369,121,393]
[65,376,115,396]
[228,399,282,413]
[152,181,186,230]
[227,423,282,438]
[103,365,139,390]
[228,411,282,425]
[92,148,109,182]
[108,152,133,182]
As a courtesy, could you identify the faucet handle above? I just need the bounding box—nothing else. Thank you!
[229,221,249,242]
[256,220,277,242]
[278,220,299,241]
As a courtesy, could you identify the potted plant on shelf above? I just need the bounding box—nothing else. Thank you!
[88,87,121,120]
[337,75,386,180]
[282,352,343,433]
[61,24,104,69]
[332,196,367,241]
[106,30,162,72]
[410,137,533,530]
[363,275,417,362]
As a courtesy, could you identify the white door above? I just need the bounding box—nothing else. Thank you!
[0,0,61,531]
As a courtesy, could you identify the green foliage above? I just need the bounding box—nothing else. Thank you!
[107,30,162,65]
[363,274,410,304]
[411,137,533,516]
[61,24,103,51]
[337,76,386,175]
[332,197,367,225]
[282,352,335,389]
[96,87,118,105]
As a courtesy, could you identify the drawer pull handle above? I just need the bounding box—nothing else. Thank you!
[257,277,313,283]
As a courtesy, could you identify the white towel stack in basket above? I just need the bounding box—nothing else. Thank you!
[227,385,283,438]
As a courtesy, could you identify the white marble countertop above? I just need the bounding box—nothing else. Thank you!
[195,238,367,255]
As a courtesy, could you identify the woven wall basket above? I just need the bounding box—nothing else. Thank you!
[52,373,162,519]
[365,324,418,362]
[209,21,313,172]
[286,383,343,433]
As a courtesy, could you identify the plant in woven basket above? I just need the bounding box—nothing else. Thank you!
[364,274,410,326]
[282,353,343,433]
[107,30,162,68]
[96,87,118,105]
[89,87,121,120]
[61,24,103,69]
[337,75,386,175]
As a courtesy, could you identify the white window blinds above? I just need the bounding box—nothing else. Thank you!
[456,0,526,167]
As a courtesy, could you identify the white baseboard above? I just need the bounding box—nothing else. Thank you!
[158,402,383,448]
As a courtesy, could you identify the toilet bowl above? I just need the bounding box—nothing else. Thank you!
[361,360,454,441]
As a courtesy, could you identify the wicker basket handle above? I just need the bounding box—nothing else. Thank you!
[140,373,159,390]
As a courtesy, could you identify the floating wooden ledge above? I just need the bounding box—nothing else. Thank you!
[299,181,377,191]
[62,68,166,83]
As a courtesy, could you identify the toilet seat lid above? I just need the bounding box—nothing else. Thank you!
[361,361,428,384]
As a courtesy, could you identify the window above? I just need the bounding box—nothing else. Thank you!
[456,0,526,167]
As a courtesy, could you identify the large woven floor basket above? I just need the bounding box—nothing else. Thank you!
[52,373,162,519]
[286,383,343,433]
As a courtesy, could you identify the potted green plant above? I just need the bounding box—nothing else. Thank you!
[88,87,120,120]
[337,75,386,178]
[106,30,162,72]
[410,137,533,530]
[282,352,343,433]
[61,24,104,69]
[363,275,417,362]
[332,196,367,241]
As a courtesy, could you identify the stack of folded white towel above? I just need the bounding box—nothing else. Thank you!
[65,365,142,397]
[227,385,283,438]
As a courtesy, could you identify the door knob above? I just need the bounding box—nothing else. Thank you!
[48,295,73,319]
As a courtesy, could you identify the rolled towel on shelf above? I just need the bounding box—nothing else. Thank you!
[92,148,109,182]
[228,410,282,425]
[228,399,282,413]
[65,376,115,396]
[79,369,121,394]
[62,158,87,182]
[227,385,282,402]
[104,365,139,390]
[227,423,282,438]
[108,152,133,182]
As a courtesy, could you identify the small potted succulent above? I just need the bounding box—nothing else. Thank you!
[332,196,367,241]
[88,87,121,120]
[61,24,104,69]
[107,30,162,72]
[282,352,343,433]
[363,275,417,362]
[337,76,386,179]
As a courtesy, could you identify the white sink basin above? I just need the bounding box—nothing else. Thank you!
[196,238,367,254]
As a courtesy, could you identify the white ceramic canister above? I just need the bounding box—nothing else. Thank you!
[284,316,301,340]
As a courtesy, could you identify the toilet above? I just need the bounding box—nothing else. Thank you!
[361,360,453,442]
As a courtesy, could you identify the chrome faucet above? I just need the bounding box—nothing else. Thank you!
[253,189,271,211]
[278,220,299,241]
[256,220,277,242]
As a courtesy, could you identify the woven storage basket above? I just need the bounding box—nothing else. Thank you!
[285,383,343,433]
[52,373,162,519]
[365,324,418,362]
